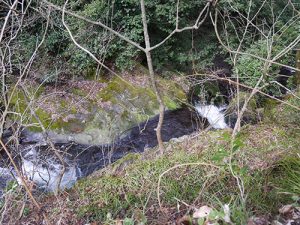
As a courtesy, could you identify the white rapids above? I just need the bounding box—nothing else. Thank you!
[195,104,228,129]
[19,147,81,192]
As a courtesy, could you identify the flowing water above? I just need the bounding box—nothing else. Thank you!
[0,104,229,193]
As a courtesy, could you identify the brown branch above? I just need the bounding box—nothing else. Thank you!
[20,84,66,194]
[0,0,18,42]
[210,10,300,72]
[140,0,165,154]
[61,0,118,77]
[43,0,145,52]
[157,162,220,209]
[149,1,211,51]
[0,140,50,224]
[199,73,300,111]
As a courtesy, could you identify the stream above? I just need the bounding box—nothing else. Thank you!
[0,103,233,194]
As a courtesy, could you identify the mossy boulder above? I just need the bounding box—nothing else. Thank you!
[8,73,186,144]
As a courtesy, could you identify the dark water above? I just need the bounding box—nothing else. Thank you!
[0,107,209,192]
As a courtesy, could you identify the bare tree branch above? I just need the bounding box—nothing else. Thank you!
[149,1,211,51]
[43,0,145,52]
[0,0,18,42]
[140,0,165,154]
[210,10,300,72]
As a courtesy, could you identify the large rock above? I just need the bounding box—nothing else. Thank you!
[9,72,186,145]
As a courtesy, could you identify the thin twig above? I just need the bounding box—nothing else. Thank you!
[157,162,219,209]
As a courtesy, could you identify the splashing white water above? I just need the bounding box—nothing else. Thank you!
[20,147,80,192]
[195,104,228,129]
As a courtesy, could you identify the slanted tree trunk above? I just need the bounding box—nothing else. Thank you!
[140,0,165,154]
[296,49,300,87]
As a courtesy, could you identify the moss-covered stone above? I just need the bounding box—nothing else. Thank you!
[189,80,226,105]
[8,72,187,144]
[225,92,261,126]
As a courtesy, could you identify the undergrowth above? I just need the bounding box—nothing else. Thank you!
[72,121,299,224]
[11,90,300,225]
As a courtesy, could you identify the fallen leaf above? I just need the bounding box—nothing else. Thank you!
[223,204,231,223]
[115,219,122,225]
[193,206,213,219]
[279,205,294,215]
[247,217,270,225]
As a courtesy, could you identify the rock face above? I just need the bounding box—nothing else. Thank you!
[4,70,264,193]
[9,75,186,145]
[224,91,262,127]
[2,72,189,192]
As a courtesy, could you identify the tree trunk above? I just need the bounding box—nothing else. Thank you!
[296,49,300,87]
[140,0,165,154]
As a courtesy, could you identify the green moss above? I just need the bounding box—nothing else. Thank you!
[263,98,280,120]
[263,90,300,127]
[134,113,150,123]
[9,86,44,104]
[72,111,300,223]
[9,82,300,224]
[96,77,127,102]
[76,148,256,222]
[97,76,185,113]
[159,79,186,99]
[163,97,178,110]
[28,109,69,132]
[8,86,51,131]
[8,73,187,141]
[239,155,300,217]
[85,67,97,80]
[9,89,27,113]
[76,150,207,220]
[71,88,87,97]
[228,92,258,112]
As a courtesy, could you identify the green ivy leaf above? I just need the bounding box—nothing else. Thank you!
[197,217,205,225]
[124,217,135,225]
[211,148,229,162]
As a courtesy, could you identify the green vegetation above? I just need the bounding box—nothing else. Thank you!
[6,81,298,224]
[10,0,298,96]
[1,1,299,224]
[68,118,299,224]
[31,91,293,224]
[21,93,297,224]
